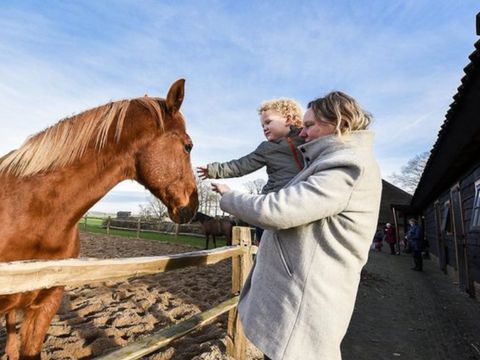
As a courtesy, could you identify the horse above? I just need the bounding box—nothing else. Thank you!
[0,79,198,359]
[191,212,234,249]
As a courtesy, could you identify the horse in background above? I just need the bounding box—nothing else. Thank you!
[0,79,198,360]
[191,212,234,249]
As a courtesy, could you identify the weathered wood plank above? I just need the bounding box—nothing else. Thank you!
[226,226,252,360]
[0,246,244,295]
[96,296,239,360]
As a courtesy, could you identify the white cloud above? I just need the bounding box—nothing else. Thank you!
[1,1,478,212]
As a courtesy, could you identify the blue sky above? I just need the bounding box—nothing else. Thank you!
[1,1,479,213]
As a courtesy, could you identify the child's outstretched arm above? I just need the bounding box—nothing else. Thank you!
[198,142,269,179]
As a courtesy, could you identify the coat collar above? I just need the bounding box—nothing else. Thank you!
[297,130,375,166]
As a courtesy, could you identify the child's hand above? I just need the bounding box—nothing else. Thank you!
[211,183,231,195]
[197,166,209,180]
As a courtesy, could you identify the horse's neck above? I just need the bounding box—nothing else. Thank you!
[64,151,135,219]
[4,149,135,224]
[199,214,212,223]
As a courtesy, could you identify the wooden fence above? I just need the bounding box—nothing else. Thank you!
[0,226,255,360]
[79,215,206,238]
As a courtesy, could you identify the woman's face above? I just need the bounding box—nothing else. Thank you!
[299,109,336,142]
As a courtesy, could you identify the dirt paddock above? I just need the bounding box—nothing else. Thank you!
[3,233,479,359]
[0,233,262,360]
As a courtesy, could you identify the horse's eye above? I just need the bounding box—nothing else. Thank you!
[184,144,193,153]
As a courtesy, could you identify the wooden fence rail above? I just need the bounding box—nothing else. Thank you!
[79,215,236,239]
[0,247,243,295]
[0,226,254,360]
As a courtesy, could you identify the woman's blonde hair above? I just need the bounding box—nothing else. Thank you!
[258,98,303,128]
[308,91,372,136]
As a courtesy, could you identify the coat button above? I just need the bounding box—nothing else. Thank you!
[300,148,306,152]
[305,157,310,162]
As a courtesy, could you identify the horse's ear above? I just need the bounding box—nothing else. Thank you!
[166,79,185,114]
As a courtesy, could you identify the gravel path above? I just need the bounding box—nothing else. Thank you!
[342,250,480,360]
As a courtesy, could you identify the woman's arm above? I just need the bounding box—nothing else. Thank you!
[220,163,362,230]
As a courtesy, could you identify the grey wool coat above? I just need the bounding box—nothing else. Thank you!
[220,131,382,360]
[207,127,304,194]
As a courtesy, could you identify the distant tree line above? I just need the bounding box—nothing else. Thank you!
[390,151,429,195]
[138,176,267,220]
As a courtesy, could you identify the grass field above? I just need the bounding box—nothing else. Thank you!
[78,217,227,249]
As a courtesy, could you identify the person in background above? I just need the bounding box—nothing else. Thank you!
[197,98,304,244]
[211,91,382,360]
[384,222,398,255]
[406,218,424,271]
[373,226,384,252]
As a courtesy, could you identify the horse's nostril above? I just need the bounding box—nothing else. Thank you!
[178,207,194,224]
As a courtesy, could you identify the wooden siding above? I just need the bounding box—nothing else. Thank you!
[423,161,480,287]
[459,161,480,283]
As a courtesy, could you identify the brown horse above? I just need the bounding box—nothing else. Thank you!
[191,212,233,249]
[0,79,198,359]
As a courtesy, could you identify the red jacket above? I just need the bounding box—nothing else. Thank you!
[384,227,396,244]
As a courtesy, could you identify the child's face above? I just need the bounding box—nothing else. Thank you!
[260,110,291,141]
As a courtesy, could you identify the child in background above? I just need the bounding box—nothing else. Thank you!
[197,98,304,243]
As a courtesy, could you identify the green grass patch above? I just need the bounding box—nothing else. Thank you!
[78,218,227,249]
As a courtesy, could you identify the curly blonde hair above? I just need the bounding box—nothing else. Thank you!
[257,98,303,128]
[308,91,372,136]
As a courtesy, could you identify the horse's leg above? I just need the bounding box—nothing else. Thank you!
[205,234,209,250]
[6,311,19,360]
[213,235,217,248]
[19,287,64,360]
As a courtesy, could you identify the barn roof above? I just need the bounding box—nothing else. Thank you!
[411,18,480,210]
[378,180,412,224]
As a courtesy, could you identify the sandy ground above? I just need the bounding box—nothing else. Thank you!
[0,233,262,360]
[2,234,480,359]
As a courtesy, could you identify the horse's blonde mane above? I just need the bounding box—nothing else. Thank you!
[0,97,164,177]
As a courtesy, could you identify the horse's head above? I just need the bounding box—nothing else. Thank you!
[190,211,207,223]
[134,79,198,223]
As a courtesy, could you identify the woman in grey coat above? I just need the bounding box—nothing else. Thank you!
[212,91,382,360]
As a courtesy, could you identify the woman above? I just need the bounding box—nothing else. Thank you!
[212,91,382,360]
[384,222,398,255]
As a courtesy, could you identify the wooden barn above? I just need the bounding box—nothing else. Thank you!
[411,17,480,297]
[379,180,412,244]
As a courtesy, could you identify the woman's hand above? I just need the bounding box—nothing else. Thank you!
[196,166,209,180]
[211,183,231,195]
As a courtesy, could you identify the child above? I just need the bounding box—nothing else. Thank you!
[373,227,384,252]
[197,98,304,243]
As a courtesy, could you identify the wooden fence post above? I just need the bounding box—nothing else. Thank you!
[226,226,252,359]
[136,218,141,239]
[106,216,111,236]
[84,215,88,230]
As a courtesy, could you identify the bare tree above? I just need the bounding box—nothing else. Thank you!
[194,175,224,216]
[138,195,168,221]
[138,204,154,220]
[390,151,429,194]
[196,175,211,214]
[243,179,267,195]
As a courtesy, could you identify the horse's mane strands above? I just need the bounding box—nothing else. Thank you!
[0,97,165,177]
[135,97,166,133]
